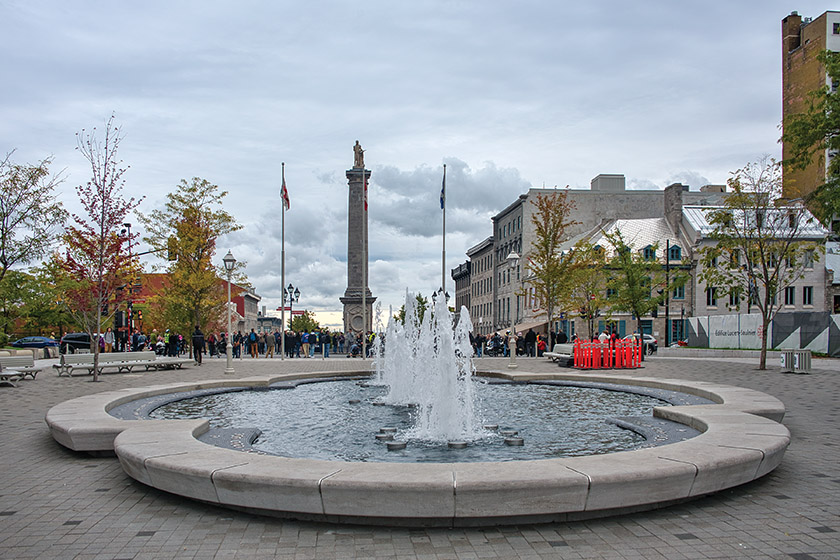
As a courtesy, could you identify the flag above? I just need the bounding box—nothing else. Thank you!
[280,174,290,210]
[440,166,446,210]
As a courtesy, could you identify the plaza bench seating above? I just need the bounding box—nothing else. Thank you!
[53,351,191,377]
[544,343,575,367]
[0,355,43,379]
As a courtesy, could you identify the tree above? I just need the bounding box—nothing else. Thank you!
[0,267,74,342]
[0,151,67,283]
[781,49,840,228]
[603,229,667,338]
[52,116,141,381]
[566,241,610,339]
[394,293,429,325]
[699,158,825,370]
[525,190,578,335]
[290,310,319,332]
[138,177,243,338]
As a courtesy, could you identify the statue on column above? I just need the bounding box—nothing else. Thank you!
[353,140,365,169]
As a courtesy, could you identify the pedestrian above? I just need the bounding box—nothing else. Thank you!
[264,331,274,358]
[301,331,310,358]
[192,325,205,365]
[525,329,537,357]
[321,329,330,358]
[248,329,257,358]
[103,327,114,353]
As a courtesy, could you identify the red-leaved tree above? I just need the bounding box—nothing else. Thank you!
[53,115,142,381]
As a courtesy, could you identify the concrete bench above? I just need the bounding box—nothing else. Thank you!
[544,343,575,366]
[0,355,43,379]
[54,351,159,376]
[153,356,194,370]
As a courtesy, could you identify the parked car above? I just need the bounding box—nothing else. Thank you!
[623,333,657,354]
[10,336,59,358]
[60,332,92,354]
[10,336,59,349]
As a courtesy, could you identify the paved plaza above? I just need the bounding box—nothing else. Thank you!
[0,353,838,559]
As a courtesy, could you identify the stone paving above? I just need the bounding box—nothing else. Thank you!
[0,353,838,559]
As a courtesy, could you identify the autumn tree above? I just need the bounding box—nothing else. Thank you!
[781,49,840,227]
[53,116,141,381]
[0,151,67,283]
[139,177,242,338]
[525,190,578,335]
[699,158,825,369]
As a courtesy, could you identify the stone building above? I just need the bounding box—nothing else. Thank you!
[454,175,728,337]
[464,237,494,335]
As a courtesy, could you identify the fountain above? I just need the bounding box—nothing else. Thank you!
[45,291,791,525]
[375,292,479,442]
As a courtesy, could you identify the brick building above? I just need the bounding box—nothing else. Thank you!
[781,10,840,204]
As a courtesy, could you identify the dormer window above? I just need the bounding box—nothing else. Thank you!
[643,245,656,261]
[668,245,681,261]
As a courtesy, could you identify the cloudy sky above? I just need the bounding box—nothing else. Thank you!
[2,1,829,328]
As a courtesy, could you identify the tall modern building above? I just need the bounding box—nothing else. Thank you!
[781,10,840,202]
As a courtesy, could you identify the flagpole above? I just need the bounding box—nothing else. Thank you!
[441,164,447,295]
[280,162,286,361]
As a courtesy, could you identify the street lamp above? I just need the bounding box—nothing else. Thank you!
[506,251,520,370]
[223,251,236,375]
[286,284,300,329]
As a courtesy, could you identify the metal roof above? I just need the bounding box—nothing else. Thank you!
[682,205,828,239]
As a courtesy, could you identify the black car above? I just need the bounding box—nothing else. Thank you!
[60,332,92,354]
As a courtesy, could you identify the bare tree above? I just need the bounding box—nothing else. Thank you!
[699,158,826,369]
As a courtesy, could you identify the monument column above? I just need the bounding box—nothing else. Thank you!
[340,141,376,334]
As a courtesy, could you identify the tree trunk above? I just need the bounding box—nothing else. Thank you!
[758,314,771,370]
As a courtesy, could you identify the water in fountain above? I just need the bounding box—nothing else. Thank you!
[374,292,481,442]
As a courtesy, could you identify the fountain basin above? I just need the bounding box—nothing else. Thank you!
[45,369,790,526]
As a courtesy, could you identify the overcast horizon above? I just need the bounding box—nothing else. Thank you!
[3,1,830,329]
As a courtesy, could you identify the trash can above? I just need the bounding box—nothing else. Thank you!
[780,350,811,373]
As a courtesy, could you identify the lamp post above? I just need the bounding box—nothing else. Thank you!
[506,251,520,370]
[223,251,236,375]
[286,284,300,329]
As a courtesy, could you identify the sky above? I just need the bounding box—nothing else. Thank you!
[2,1,831,329]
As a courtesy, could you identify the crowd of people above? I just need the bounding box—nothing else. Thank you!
[469,328,560,358]
[83,324,625,363]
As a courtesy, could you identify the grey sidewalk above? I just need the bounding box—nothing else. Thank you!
[0,355,838,559]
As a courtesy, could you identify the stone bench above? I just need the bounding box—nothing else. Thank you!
[0,355,43,379]
[53,351,160,376]
[544,343,575,366]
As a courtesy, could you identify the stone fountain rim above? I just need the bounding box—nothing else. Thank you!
[45,369,790,526]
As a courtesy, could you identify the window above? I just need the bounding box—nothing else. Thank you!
[805,249,815,269]
[672,285,685,300]
[643,245,656,261]
[668,245,681,261]
[729,289,740,307]
[785,286,795,306]
[706,287,717,307]
[788,212,797,229]
[803,286,813,306]
[834,22,840,34]
[729,249,739,268]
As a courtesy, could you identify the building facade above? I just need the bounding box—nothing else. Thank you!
[451,261,471,314]
[464,237,494,335]
[781,10,840,203]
